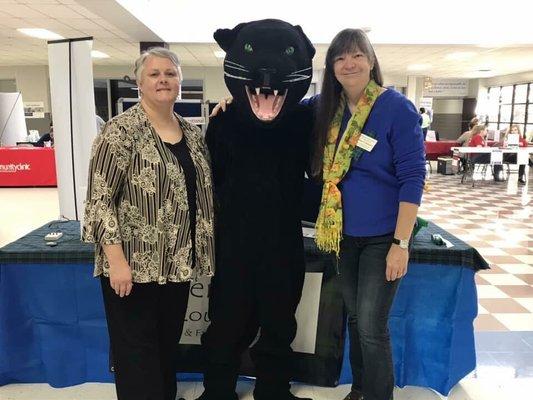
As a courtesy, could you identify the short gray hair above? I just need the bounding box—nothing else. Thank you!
[134,47,182,81]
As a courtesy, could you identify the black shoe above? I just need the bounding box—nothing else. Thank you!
[518,178,526,184]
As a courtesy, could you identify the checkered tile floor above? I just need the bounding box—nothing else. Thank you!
[420,169,533,331]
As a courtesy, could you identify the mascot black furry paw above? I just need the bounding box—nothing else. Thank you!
[198,19,315,400]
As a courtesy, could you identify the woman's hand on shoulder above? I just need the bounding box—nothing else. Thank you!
[209,97,233,117]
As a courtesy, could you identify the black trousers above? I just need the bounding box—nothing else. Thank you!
[201,251,305,399]
[101,277,190,400]
[338,234,401,400]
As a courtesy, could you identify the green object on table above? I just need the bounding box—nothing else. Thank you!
[413,217,428,237]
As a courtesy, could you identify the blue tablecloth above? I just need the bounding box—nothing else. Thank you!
[0,221,485,395]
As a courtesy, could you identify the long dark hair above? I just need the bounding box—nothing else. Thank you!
[310,29,383,179]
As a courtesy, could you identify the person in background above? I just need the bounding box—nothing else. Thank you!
[34,122,53,147]
[466,124,505,181]
[82,47,215,400]
[456,117,479,146]
[419,107,431,140]
[455,117,479,173]
[468,124,487,147]
[494,124,528,184]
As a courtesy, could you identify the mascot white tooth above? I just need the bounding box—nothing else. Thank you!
[197,19,316,400]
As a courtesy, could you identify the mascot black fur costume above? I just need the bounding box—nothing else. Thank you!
[198,19,315,400]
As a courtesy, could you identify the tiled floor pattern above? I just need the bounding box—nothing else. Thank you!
[419,171,533,332]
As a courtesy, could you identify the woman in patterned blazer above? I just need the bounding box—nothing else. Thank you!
[82,47,215,400]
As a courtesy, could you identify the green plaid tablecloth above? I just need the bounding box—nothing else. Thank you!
[0,220,94,264]
[1,220,489,271]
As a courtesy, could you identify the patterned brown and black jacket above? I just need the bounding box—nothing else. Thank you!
[82,103,215,283]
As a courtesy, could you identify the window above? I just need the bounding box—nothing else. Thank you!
[500,105,512,123]
[486,83,533,136]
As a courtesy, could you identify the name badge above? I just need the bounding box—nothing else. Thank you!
[357,134,377,152]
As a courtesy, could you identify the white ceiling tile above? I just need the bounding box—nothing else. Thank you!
[16,0,62,4]
[29,4,83,18]
[59,18,102,30]
[65,4,100,19]
[3,4,46,18]
[0,17,27,28]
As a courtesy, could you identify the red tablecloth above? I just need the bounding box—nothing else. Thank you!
[0,147,57,187]
[424,141,459,160]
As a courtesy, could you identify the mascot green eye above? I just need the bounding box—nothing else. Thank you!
[244,43,253,53]
[285,46,295,55]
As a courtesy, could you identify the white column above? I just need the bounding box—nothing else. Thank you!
[406,75,418,106]
[48,38,97,221]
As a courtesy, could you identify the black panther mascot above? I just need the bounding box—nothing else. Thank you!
[197,19,315,400]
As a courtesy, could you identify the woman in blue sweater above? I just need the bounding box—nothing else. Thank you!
[309,29,426,400]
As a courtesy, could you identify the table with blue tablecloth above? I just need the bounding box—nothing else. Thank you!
[0,220,488,395]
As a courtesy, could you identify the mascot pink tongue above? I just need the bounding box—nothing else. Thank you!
[197,19,316,400]
[246,87,287,120]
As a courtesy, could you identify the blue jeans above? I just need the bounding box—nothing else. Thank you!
[338,234,401,400]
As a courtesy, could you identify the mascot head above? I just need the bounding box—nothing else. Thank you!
[214,19,315,125]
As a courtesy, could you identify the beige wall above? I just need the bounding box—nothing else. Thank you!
[0,67,18,80]
[15,66,51,112]
[433,99,463,114]
[0,79,16,92]
[0,66,52,112]
[182,66,230,102]
[383,74,408,88]
[93,65,133,79]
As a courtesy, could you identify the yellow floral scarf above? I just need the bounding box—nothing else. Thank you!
[315,80,382,256]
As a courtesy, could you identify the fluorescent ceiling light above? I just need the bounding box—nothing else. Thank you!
[407,63,432,71]
[91,50,110,59]
[445,51,476,61]
[214,50,225,58]
[474,69,494,78]
[465,71,494,79]
[17,28,64,40]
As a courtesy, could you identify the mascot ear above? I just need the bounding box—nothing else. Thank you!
[294,25,316,59]
[214,22,248,52]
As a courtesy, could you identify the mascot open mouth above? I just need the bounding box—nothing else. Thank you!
[245,86,287,121]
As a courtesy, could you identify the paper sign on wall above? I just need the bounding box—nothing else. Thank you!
[23,101,45,118]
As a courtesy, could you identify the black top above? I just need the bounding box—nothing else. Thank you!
[164,138,197,264]
[34,133,53,147]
